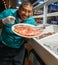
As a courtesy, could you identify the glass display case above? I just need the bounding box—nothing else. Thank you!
[33,0,58,25]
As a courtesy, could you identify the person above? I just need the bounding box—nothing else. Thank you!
[0,1,37,65]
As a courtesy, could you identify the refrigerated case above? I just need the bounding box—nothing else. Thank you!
[28,25,58,65]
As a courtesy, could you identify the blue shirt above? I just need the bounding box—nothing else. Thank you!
[0,8,37,48]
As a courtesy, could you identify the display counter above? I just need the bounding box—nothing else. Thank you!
[28,25,58,65]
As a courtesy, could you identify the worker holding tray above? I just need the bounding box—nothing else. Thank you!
[0,1,37,65]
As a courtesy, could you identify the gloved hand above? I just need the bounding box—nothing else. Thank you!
[2,16,15,24]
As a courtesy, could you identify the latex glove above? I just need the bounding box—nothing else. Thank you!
[2,16,15,24]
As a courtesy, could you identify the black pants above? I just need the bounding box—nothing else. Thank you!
[0,41,25,65]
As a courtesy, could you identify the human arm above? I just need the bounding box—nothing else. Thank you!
[0,9,16,24]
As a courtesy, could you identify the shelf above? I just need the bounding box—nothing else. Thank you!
[46,0,58,6]
[33,0,58,10]
[33,12,58,18]
[33,15,43,18]
[33,0,58,25]
[47,12,58,17]
[33,0,48,10]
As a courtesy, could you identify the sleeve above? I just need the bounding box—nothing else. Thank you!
[0,10,8,20]
[22,16,37,25]
[0,9,13,20]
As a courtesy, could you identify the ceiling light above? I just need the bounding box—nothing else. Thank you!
[18,1,22,4]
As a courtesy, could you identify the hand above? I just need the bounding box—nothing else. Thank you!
[2,16,15,24]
